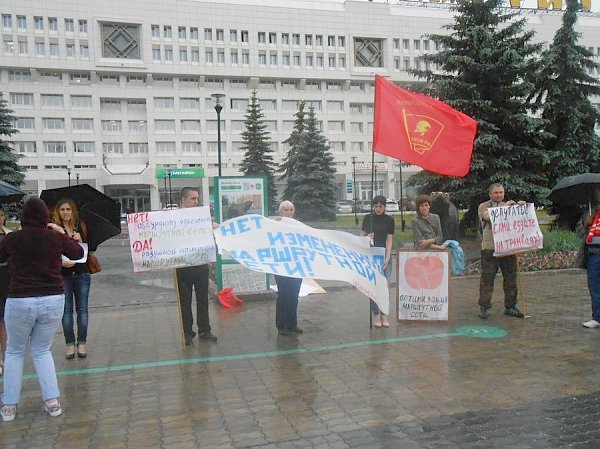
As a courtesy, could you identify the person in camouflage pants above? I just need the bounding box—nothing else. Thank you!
[478,183,524,319]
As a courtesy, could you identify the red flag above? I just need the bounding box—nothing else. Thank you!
[373,75,477,177]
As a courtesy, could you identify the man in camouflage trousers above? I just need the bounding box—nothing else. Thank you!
[478,183,525,319]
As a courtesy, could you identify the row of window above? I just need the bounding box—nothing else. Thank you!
[2,14,87,33]
[3,37,88,57]
[150,25,346,48]
[13,117,374,134]
[12,140,359,155]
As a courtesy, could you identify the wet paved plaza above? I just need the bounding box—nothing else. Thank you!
[2,245,600,448]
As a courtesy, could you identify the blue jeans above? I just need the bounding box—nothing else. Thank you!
[62,273,91,345]
[587,253,600,321]
[371,259,393,316]
[2,294,64,405]
[274,275,302,331]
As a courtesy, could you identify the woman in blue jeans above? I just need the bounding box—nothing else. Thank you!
[0,198,83,421]
[52,199,92,359]
[274,201,304,336]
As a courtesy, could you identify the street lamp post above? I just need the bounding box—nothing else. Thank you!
[76,173,80,185]
[167,170,173,206]
[398,164,405,231]
[211,93,225,177]
[163,174,168,207]
[351,156,358,225]
[67,167,71,187]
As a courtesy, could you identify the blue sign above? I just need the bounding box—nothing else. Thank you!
[346,180,353,194]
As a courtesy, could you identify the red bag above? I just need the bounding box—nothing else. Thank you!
[217,288,244,308]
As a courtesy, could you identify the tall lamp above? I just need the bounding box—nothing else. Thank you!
[167,170,173,206]
[351,156,358,225]
[211,93,226,177]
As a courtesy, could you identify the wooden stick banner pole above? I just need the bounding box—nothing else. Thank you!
[173,269,187,349]
[516,254,527,319]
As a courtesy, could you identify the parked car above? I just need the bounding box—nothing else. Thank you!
[336,200,353,214]
[386,199,399,212]
[360,200,372,212]
[166,203,179,210]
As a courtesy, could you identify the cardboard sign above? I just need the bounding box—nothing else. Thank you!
[397,250,450,321]
[127,207,216,272]
[488,203,543,257]
[214,214,389,314]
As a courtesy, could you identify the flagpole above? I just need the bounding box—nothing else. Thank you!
[368,147,376,329]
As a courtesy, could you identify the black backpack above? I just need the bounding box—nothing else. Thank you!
[477,200,493,239]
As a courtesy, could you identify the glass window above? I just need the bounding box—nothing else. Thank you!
[35,41,45,56]
[41,94,64,108]
[264,121,277,132]
[152,47,160,60]
[163,25,172,38]
[216,29,224,41]
[205,49,213,63]
[328,35,335,47]
[414,39,420,51]
[18,39,27,55]
[242,51,249,64]
[34,16,43,30]
[71,95,92,108]
[44,142,67,153]
[269,53,277,65]
[73,142,95,153]
[164,47,173,61]
[305,35,312,46]
[2,14,12,28]
[315,35,323,46]
[269,32,276,44]
[180,97,199,109]
[305,81,320,90]
[102,142,123,154]
[178,26,186,39]
[261,99,276,111]
[129,143,148,154]
[72,118,94,130]
[43,118,65,129]
[328,121,344,132]
[241,30,248,42]
[179,49,187,62]
[350,122,363,133]
[4,38,14,54]
[80,43,89,58]
[151,24,159,37]
[306,55,313,67]
[292,34,300,45]
[182,142,201,153]
[10,93,33,106]
[328,56,336,68]
[329,141,344,153]
[403,39,409,50]
[190,27,198,40]
[79,20,88,33]
[155,142,175,153]
[258,32,266,44]
[282,100,298,111]
[339,56,346,68]
[282,33,289,45]
[204,28,212,41]
[17,15,26,29]
[154,119,175,132]
[231,120,244,132]
[100,98,121,110]
[14,141,36,153]
[206,120,226,132]
[230,50,238,64]
[191,48,199,62]
[258,52,266,65]
[14,117,35,129]
[154,97,174,109]
[66,42,75,57]
[49,17,58,31]
[338,36,345,48]
[217,50,224,64]
[181,120,200,131]
[101,120,122,132]
[281,80,296,90]
[128,120,147,132]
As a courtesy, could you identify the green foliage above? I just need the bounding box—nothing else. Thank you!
[0,95,25,187]
[286,107,338,221]
[539,229,580,253]
[278,101,306,200]
[239,91,277,213]
[409,0,550,232]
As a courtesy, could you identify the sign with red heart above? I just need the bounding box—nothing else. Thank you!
[397,250,450,321]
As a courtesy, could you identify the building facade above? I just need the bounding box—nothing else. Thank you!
[1,0,599,212]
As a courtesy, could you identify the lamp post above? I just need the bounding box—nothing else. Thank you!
[211,93,225,177]
[163,174,168,207]
[398,164,405,231]
[76,173,80,185]
[67,167,71,187]
[167,170,173,206]
[351,156,358,225]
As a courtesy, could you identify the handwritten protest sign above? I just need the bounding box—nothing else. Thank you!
[127,207,216,272]
[214,214,390,314]
[397,250,450,321]
[488,203,543,257]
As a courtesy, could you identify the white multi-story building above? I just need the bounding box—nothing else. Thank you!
[2,0,599,212]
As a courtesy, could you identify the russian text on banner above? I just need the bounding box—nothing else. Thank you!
[372,74,477,177]
[127,207,216,272]
[488,203,543,257]
[214,214,390,315]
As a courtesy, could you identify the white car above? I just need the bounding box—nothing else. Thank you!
[336,201,353,214]
[386,199,399,212]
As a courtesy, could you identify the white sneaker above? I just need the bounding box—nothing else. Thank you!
[1,404,16,422]
[44,399,62,417]
[582,319,600,329]
[373,314,382,328]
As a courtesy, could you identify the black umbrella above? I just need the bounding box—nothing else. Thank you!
[548,173,600,206]
[0,180,26,204]
[40,184,121,249]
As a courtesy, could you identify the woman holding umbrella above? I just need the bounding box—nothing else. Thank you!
[51,199,91,359]
[577,190,600,329]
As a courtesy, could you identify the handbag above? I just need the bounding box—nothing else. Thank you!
[87,252,102,274]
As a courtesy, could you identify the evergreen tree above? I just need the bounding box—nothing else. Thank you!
[409,0,550,231]
[287,107,337,221]
[239,91,277,213]
[0,95,25,187]
[278,101,306,201]
[531,0,600,228]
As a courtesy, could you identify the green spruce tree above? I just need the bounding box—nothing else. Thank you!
[239,91,277,213]
[286,107,337,221]
[278,101,306,201]
[409,0,550,231]
[0,95,25,187]
[531,0,600,228]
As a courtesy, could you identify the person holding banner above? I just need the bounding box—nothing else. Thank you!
[273,201,304,336]
[361,195,395,328]
[412,195,445,250]
[478,183,525,319]
[175,187,217,344]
